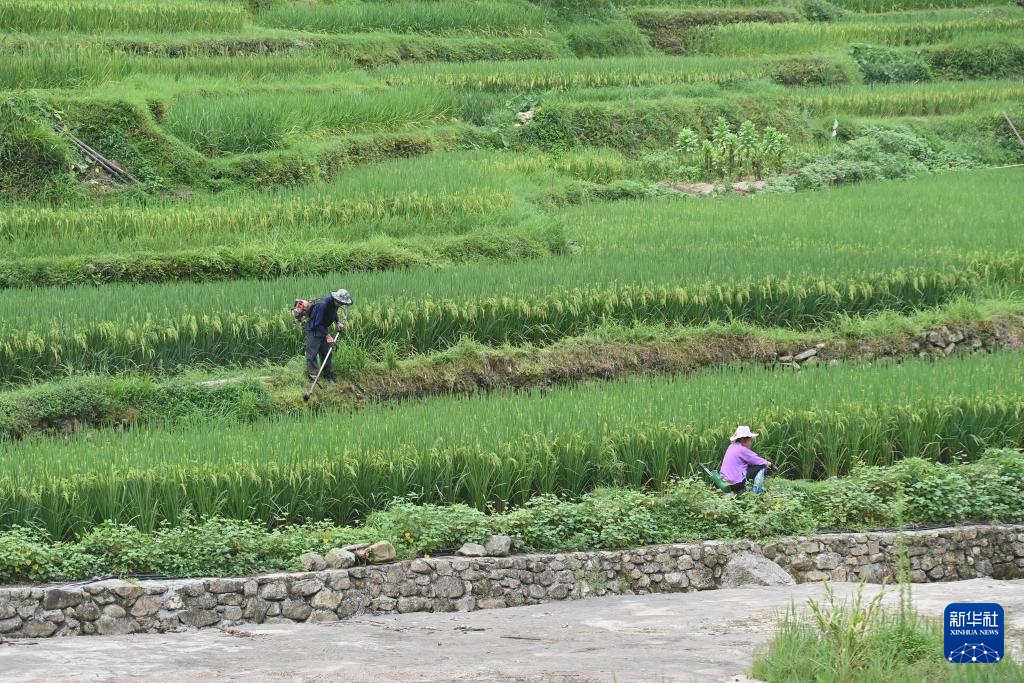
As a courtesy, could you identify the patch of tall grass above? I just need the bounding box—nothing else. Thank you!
[751,581,1024,681]
[0,0,246,34]
[687,16,1024,55]
[2,352,1023,536]
[163,87,468,154]
[257,1,551,36]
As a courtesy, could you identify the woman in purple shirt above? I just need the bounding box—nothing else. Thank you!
[720,426,775,494]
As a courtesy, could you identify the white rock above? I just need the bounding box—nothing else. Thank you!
[456,543,486,557]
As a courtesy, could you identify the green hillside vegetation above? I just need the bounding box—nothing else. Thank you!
[1,0,1022,571]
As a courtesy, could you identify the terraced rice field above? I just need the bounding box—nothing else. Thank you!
[1,0,1023,544]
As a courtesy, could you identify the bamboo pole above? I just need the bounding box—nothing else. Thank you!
[1004,112,1024,150]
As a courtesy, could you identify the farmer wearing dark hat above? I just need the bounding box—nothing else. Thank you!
[304,289,353,383]
[720,425,775,494]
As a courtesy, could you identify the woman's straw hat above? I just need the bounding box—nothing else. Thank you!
[730,425,759,442]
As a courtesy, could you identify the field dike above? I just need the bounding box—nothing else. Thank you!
[1,524,1022,639]
[311,313,1024,408]
[5,311,1023,440]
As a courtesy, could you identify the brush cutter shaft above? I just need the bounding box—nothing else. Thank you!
[306,344,334,396]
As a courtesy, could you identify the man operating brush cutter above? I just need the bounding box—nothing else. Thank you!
[295,288,353,400]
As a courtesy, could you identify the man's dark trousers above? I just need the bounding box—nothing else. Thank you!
[305,331,335,381]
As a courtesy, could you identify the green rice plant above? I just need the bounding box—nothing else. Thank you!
[530,80,1024,151]
[0,152,528,257]
[0,223,564,288]
[0,169,1020,381]
[612,0,775,5]
[257,1,552,36]
[0,45,131,90]
[796,79,1024,117]
[832,0,1014,11]
[0,266,1014,384]
[686,16,1024,55]
[0,0,246,33]
[2,352,1023,537]
[105,32,566,65]
[164,87,461,154]
[377,54,808,91]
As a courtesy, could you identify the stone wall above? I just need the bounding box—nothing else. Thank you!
[2,524,1022,639]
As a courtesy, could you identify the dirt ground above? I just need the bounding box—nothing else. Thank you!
[2,579,1022,683]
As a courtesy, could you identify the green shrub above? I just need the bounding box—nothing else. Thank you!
[850,44,932,84]
[926,41,1024,81]
[790,126,973,190]
[580,179,670,201]
[0,527,59,583]
[367,501,492,556]
[803,477,898,529]
[770,57,852,86]
[75,522,154,575]
[501,490,664,551]
[801,0,846,22]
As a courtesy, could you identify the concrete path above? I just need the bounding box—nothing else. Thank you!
[2,579,1022,683]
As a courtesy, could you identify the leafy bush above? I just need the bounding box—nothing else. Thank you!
[789,126,974,190]
[0,527,60,583]
[794,158,883,189]
[925,41,1024,81]
[850,44,932,84]
[502,489,664,551]
[801,0,846,22]
[366,501,492,556]
[580,179,670,201]
[770,57,852,87]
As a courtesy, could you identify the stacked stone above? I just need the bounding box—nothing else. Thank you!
[2,524,1022,639]
[773,320,1019,368]
[763,526,1024,584]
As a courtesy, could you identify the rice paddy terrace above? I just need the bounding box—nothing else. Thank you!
[1,0,1024,572]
